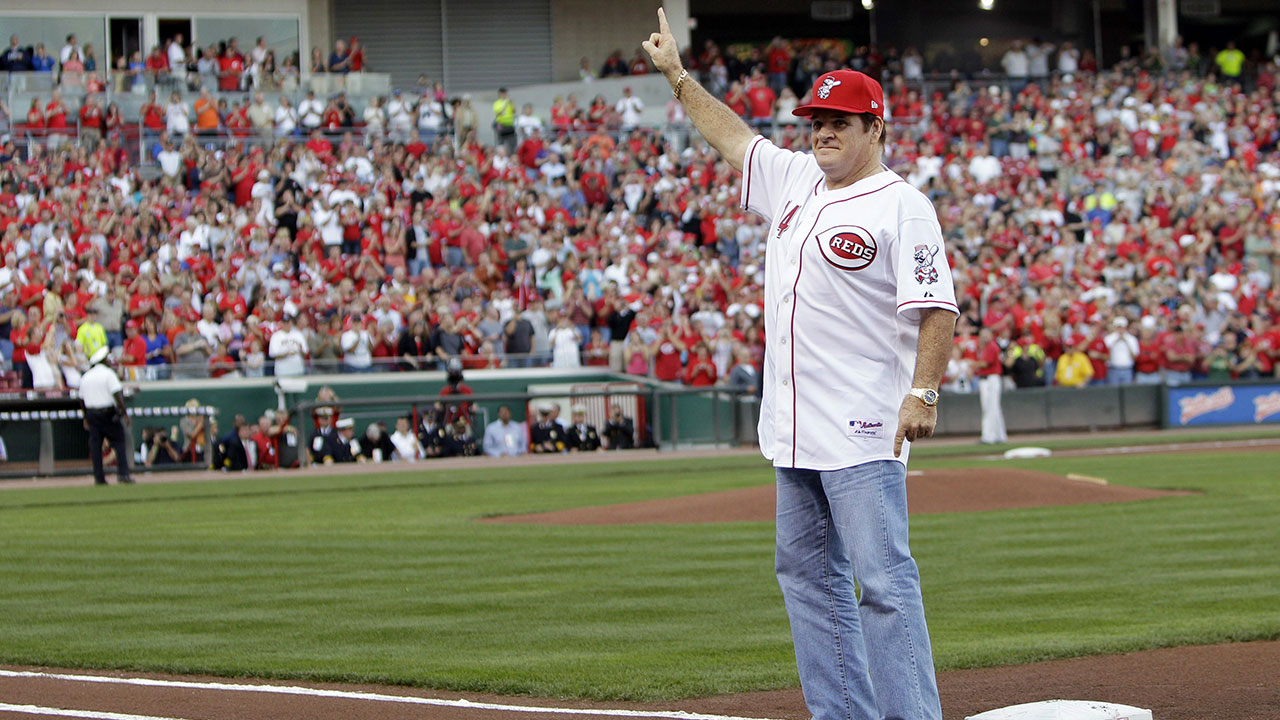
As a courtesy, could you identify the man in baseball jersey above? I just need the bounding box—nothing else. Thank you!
[645,11,955,720]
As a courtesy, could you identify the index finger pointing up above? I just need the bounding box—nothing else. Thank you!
[658,7,670,35]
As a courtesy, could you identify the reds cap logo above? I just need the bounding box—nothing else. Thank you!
[816,225,877,271]
[817,77,842,99]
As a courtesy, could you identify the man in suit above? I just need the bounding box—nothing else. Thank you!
[331,417,359,463]
[603,406,635,450]
[417,403,448,458]
[443,418,480,457]
[564,404,601,452]
[310,410,341,464]
[216,414,255,471]
[529,402,565,453]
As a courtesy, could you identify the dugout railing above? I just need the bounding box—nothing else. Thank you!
[290,385,759,466]
[0,391,218,479]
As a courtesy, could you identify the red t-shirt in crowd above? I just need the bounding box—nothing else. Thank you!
[685,356,717,386]
[1135,339,1162,374]
[976,340,1003,376]
[218,56,245,91]
[251,431,278,469]
[745,85,777,120]
[1162,335,1197,372]
[652,340,683,381]
[122,335,147,366]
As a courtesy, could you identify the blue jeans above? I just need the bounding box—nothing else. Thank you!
[445,246,465,269]
[776,461,942,720]
[408,258,430,277]
[1108,366,1134,386]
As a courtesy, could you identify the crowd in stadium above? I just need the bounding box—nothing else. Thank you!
[1,29,1279,411]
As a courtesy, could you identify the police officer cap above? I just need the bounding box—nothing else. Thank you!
[89,347,111,366]
[336,418,355,429]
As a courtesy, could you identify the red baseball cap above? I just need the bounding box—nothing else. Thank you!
[793,70,884,119]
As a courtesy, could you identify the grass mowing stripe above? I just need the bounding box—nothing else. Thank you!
[0,450,1276,699]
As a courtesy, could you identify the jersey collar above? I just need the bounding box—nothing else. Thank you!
[813,164,897,198]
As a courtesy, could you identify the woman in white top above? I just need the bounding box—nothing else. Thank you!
[26,310,60,390]
[362,96,386,142]
[59,337,86,389]
[774,87,799,124]
[416,95,444,136]
[386,92,414,141]
[547,316,582,369]
[275,97,298,136]
[164,92,190,137]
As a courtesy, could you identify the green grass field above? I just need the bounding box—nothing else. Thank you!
[1,444,1278,701]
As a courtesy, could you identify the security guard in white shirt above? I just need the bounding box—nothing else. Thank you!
[80,347,134,485]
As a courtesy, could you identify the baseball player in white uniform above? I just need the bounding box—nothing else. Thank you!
[645,11,956,720]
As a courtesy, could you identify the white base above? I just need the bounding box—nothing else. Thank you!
[967,699,1153,720]
[1003,446,1053,459]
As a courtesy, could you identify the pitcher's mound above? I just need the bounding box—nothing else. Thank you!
[483,468,1192,525]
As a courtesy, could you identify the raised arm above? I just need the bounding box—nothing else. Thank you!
[642,8,755,172]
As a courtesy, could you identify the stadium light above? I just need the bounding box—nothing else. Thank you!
[979,0,994,9]
[861,0,874,9]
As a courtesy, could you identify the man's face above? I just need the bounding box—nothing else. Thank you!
[498,406,511,423]
[809,110,879,182]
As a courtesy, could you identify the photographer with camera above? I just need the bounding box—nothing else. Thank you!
[144,426,180,467]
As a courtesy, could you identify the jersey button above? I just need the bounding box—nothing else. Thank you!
[782,378,789,386]
[780,338,787,345]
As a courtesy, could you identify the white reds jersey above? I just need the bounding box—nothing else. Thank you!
[740,136,958,470]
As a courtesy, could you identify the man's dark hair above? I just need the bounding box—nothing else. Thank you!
[857,113,887,147]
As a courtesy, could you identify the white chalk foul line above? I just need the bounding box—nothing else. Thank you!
[0,702,191,720]
[0,670,786,720]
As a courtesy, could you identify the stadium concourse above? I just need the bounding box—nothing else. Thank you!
[1,34,1279,414]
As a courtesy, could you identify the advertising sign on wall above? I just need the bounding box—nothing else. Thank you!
[1166,384,1280,427]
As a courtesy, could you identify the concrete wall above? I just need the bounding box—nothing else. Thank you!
[307,0,331,62]
[0,0,318,78]
[551,0,680,83]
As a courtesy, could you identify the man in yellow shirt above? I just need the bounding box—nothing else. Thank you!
[1214,41,1245,79]
[1213,41,1244,79]
[1055,335,1094,388]
[75,306,108,360]
[492,87,516,151]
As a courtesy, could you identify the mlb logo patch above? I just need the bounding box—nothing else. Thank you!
[847,419,885,439]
